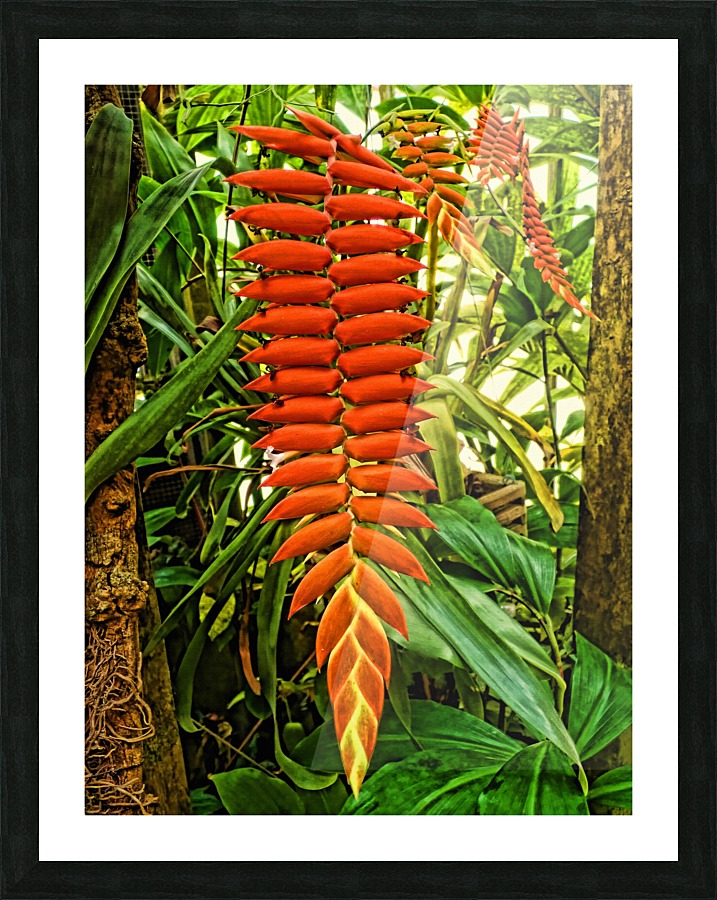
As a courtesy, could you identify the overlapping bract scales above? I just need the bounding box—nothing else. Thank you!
[520,144,597,320]
[232,112,436,795]
[467,102,523,186]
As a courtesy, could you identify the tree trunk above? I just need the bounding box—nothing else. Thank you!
[573,85,632,780]
[84,85,188,814]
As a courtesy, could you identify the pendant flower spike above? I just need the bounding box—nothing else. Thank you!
[231,113,437,796]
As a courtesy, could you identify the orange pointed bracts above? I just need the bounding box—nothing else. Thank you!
[337,344,433,377]
[340,373,434,405]
[240,337,340,367]
[331,283,428,317]
[520,144,597,320]
[329,160,428,195]
[351,526,430,582]
[252,423,345,452]
[328,254,425,287]
[229,204,332,236]
[245,367,342,396]
[263,483,350,521]
[334,133,396,172]
[236,306,337,335]
[345,431,434,461]
[230,124,334,160]
[342,401,436,434]
[326,224,423,255]
[261,454,349,488]
[350,562,408,638]
[232,108,441,796]
[325,194,427,222]
[350,495,436,529]
[347,464,437,494]
[225,169,331,197]
[248,396,344,424]
[286,106,341,139]
[288,544,355,615]
[467,103,523,186]
[271,511,353,562]
[335,312,431,345]
[233,240,333,272]
[234,274,334,304]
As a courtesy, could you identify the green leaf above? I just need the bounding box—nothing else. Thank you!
[444,573,562,683]
[429,374,564,530]
[211,768,303,815]
[200,474,243,563]
[528,504,579,549]
[85,301,245,501]
[190,786,223,815]
[375,96,471,131]
[175,596,224,731]
[393,533,582,777]
[143,492,282,655]
[85,164,210,369]
[297,781,348,815]
[479,741,589,815]
[430,496,556,616]
[342,749,501,815]
[256,526,336,791]
[588,765,632,810]
[85,103,133,306]
[416,397,465,502]
[568,634,632,760]
[153,566,200,589]
[337,85,370,122]
[294,700,521,774]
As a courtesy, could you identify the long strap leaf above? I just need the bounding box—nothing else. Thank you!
[85,103,133,306]
[429,374,564,530]
[85,164,210,370]
[85,302,247,501]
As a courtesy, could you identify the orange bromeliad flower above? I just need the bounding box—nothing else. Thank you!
[232,109,442,796]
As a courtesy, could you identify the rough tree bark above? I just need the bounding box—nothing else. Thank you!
[573,85,632,779]
[84,85,189,814]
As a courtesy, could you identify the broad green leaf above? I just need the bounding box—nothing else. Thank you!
[396,533,582,779]
[200,474,243,563]
[430,496,556,616]
[211,768,303,815]
[137,263,198,337]
[444,573,562,683]
[296,780,348,815]
[256,526,336,791]
[337,84,370,123]
[294,700,521,774]
[588,765,632,810]
[429,374,564,530]
[86,164,210,369]
[528,504,579,549]
[85,300,244,501]
[138,303,194,358]
[416,397,465,502]
[468,320,553,390]
[479,741,589,815]
[153,566,201,588]
[568,634,632,760]
[342,750,501,815]
[85,103,133,305]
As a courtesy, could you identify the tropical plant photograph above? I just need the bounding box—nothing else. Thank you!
[84,82,632,817]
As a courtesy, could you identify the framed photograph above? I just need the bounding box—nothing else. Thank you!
[2,3,714,898]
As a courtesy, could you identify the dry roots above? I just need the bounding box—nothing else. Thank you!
[85,621,157,814]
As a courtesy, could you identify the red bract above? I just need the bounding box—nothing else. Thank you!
[236,305,338,336]
[346,464,437,494]
[334,312,431,345]
[334,133,396,172]
[289,544,355,615]
[341,401,436,434]
[248,396,344,424]
[240,337,340,367]
[230,124,334,159]
[233,240,333,271]
[328,160,428,195]
[325,194,427,222]
[245,367,342,396]
[263,483,350,521]
[351,526,430,582]
[252,423,346,452]
[328,254,425,287]
[326,224,423,255]
[230,203,332,236]
[271,511,353,562]
[225,169,331,197]
[286,105,341,139]
[234,274,334,304]
[339,373,434,405]
[344,431,434,461]
[337,344,433,377]
[350,496,436,529]
[261,454,349,488]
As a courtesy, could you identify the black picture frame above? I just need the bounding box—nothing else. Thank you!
[2,2,715,898]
